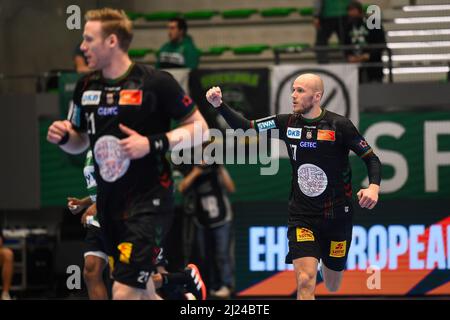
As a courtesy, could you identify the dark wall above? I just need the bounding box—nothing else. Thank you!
[0,0,132,94]
[0,94,40,209]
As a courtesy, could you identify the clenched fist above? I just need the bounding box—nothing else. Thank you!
[47,120,72,144]
[206,86,223,108]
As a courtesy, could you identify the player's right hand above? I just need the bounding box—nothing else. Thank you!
[206,86,223,108]
[47,120,72,144]
[67,197,87,215]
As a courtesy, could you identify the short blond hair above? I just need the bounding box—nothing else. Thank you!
[85,8,133,52]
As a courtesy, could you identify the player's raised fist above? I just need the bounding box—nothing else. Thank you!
[206,86,223,108]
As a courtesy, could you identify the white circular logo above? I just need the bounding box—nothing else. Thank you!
[94,135,130,182]
[297,164,328,197]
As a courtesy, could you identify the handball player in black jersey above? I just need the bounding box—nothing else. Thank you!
[47,8,208,300]
[206,73,381,299]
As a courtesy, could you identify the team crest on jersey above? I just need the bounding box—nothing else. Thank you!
[82,90,101,105]
[106,92,115,105]
[306,131,313,139]
[119,89,143,105]
[287,127,302,139]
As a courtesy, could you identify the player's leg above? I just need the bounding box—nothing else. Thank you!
[285,222,321,300]
[320,214,353,292]
[83,226,108,299]
[83,253,108,299]
[112,281,146,300]
[211,222,233,298]
[293,257,319,300]
[111,195,175,300]
[0,247,14,300]
[320,263,344,292]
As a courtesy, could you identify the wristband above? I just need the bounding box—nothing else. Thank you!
[147,133,169,154]
[58,132,70,145]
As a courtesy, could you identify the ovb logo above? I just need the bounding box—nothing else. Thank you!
[287,127,302,139]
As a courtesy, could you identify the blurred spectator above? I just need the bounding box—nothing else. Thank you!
[74,42,91,73]
[344,1,386,82]
[313,0,351,63]
[156,17,200,69]
[0,224,14,300]
[179,163,235,299]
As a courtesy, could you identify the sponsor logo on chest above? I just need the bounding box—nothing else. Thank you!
[299,141,317,148]
[98,106,118,116]
[286,127,302,139]
[317,129,336,142]
[119,89,143,106]
[82,90,101,105]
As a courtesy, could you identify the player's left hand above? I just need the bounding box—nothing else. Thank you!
[119,124,150,159]
[357,184,379,210]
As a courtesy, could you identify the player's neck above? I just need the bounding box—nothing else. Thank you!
[102,53,133,80]
[302,106,323,120]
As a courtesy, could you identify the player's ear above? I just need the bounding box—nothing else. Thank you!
[315,91,322,102]
[107,34,118,48]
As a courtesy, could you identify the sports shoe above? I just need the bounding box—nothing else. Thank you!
[1,292,12,300]
[184,263,207,300]
[184,292,196,300]
[210,286,231,299]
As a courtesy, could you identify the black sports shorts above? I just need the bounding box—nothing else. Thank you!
[285,213,353,272]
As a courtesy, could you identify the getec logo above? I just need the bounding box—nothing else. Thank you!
[98,106,118,116]
[287,127,302,139]
[300,141,317,149]
[82,90,101,106]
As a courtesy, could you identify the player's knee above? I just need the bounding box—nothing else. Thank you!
[297,272,315,291]
[83,258,102,282]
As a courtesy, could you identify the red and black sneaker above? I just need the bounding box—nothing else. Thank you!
[184,263,207,300]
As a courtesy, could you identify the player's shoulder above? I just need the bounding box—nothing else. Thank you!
[276,113,297,125]
[75,70,101,90]
[134,63,172,80]
[324,110,354,127]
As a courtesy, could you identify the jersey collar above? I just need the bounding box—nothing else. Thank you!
[301,108,326,123]
[102,62,135,84]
